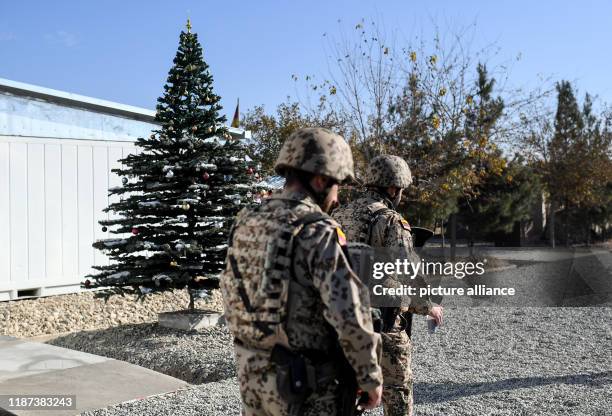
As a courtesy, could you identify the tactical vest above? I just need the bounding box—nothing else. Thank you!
[335,203,393,246]
[221,201,330,351]
[335,202,410,334]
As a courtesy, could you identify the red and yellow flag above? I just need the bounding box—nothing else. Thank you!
[336,227,347,246]
[231,98,240,128]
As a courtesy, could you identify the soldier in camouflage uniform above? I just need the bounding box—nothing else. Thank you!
[220,128,383,416]
[333,155,444,416]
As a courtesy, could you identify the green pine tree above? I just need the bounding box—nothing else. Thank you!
[548,80,584,245]
[458,64,514,248]
[564,93,612,244]
[86,22,256,308]
[459,155,540,241]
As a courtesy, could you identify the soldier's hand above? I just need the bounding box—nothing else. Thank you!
[428,305,444,326]
[362,385,382,410]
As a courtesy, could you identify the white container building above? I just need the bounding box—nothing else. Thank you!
[0,78,246,301]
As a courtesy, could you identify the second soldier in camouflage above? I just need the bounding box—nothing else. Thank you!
[333,155,444,416]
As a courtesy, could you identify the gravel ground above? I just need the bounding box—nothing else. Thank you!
[50,323,235,384]
[0,289,223,338]
[68,306,611,416]
[80,379,242,416]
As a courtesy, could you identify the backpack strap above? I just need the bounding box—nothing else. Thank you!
[228,202,266,248]
[288,211,334,278]
[367,207,394,245]
[291,212,331,229]
[227,251,275,337]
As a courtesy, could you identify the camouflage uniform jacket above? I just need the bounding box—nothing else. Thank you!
[221,188,383,391]
[333,189,432,316]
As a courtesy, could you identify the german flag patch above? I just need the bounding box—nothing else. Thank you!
[336,227,347,246]
[400,218,411,231]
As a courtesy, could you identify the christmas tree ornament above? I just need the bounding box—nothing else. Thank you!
[131,227,139,235]
[166,170,174,178]
[191,126,197,132]
[202,172,210,180]
[122,177,128,185]
[84,279,91,287]
[102,226,108,232]
[247,167,254,175]
[150,133,156,139]
[181,203,190,210]
[170,260,178,267]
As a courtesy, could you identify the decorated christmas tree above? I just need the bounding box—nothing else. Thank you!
[86,20,256,308]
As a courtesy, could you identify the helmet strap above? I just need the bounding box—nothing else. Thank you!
[375,186,401,209]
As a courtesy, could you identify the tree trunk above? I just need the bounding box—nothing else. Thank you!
[586,212,591,247]
[189,291,195,312]
[549,200,556,248]
[450,213,457,261]
[468,229,474,258]
[441,219,445,249]
[565,198,570,247]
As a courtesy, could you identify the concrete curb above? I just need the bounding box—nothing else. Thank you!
[484,264,518,273]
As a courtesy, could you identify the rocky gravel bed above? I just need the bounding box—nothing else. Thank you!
[70,306,611,415]
[0,289,223,338]
[50,323,235,384]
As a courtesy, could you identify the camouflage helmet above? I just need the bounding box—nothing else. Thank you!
[365,155,413,188]
[274,127,355,183]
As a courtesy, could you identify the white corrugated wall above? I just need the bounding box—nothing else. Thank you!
[0,137,138,300]
[0,86,154,300]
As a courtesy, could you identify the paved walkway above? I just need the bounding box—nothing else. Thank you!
[0,336,188,416]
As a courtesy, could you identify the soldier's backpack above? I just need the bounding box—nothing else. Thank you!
[221,204,332,351]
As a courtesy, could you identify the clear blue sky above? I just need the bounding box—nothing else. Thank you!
[1,1,610,119]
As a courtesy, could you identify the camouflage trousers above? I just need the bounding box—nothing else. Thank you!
[381,330,413,416]
[234,343,339,416]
